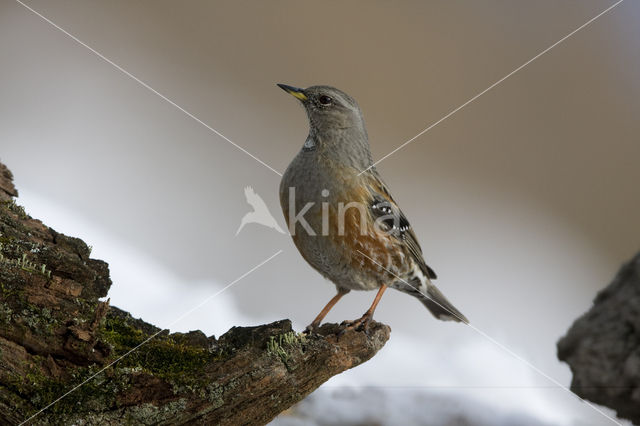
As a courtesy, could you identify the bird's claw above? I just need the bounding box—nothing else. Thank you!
[339,315,372,336]
[303,323,320,335]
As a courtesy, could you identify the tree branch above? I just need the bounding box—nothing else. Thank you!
[0,161,390,425]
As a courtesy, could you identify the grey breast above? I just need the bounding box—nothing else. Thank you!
[280,149,364,288]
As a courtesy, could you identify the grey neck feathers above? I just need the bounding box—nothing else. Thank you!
[305,124,373,171]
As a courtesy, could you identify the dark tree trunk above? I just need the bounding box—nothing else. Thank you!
[558,252,640,425]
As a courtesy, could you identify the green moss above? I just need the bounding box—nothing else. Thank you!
[5,314,215,421]
[5,355,127,419]
[100,315,147,349]
[99,315,214,392]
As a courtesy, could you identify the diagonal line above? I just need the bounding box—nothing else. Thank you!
[14,0,283,177]
[359,0,625,175]
[356,249,623,425]
[325,384,640,389]
[19,249,283,425]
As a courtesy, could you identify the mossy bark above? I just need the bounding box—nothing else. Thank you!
[0,161,390,425]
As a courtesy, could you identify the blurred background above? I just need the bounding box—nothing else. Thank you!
[1,1,639,424]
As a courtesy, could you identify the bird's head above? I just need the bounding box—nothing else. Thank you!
[277,84,372,167]
[277,84,367,133]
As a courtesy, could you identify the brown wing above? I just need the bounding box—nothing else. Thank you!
[363,170,437,280]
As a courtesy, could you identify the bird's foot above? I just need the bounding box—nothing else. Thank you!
[339,313,373,335]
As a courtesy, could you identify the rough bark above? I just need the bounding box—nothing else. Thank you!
[0,161,390,425]
[558,252,640,425]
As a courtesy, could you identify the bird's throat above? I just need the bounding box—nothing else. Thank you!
[303,135,317,152]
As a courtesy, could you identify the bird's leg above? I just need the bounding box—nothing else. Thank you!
[342,284,388,333]
[304,288,349,333]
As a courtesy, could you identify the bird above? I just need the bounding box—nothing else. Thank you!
[236,186,285,235]
[277,83,468,332]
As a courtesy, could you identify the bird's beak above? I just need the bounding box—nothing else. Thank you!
[277,83,307,101]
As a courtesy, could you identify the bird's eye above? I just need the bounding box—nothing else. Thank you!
[318,95,333,106]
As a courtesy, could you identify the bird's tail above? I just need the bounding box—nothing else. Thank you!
[419,282,468,324]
